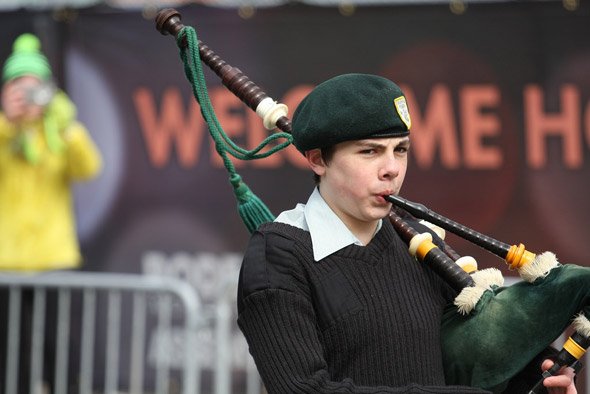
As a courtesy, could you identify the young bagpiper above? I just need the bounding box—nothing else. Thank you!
[236,73,576,394]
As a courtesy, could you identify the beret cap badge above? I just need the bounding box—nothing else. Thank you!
[394,96,411,130]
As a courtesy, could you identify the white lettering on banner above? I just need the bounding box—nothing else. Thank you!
[141,251,249,370]
[142,251,242,303]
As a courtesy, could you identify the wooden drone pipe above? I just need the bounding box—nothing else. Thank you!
[155,8,292,133]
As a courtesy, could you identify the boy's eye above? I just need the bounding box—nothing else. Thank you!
[360,149,376,154]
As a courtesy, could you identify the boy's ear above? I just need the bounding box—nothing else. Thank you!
[305,149,326,177]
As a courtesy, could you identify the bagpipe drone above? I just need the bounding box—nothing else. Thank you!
[154,9,590,393]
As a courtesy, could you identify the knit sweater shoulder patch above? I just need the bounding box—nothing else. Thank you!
[239,224,308,298]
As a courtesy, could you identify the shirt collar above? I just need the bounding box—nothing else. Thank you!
[305,187,382,262]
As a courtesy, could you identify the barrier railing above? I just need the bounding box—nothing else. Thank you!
[0,271,201,394]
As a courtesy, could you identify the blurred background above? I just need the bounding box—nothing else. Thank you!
[1,0,589,393]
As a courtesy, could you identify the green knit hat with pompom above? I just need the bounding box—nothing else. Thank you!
[2,33,52,82]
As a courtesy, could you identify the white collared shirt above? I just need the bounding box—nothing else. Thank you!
[275,187,382,262]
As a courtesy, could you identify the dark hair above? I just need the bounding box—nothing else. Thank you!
[313,145,336,185]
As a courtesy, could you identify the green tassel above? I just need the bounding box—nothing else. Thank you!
[175,26,295,235]
[230,174,275,233]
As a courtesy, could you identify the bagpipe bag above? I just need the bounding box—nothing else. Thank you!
[441,263,590,393]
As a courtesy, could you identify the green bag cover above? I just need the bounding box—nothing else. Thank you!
[442,263,590,393]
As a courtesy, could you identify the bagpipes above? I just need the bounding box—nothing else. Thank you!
[386,197,590,393]
[155,9,590,393]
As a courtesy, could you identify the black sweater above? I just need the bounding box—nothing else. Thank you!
[237,219,491,393]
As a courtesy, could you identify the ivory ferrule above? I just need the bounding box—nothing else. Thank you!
[256,97,289,130]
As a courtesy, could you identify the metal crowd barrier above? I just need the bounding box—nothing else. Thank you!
[0,271,202,394]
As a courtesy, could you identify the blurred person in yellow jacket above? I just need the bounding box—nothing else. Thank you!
[0,33,102,394]
[0,33,102,271]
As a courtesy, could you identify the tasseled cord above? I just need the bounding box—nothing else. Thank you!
[177,26,293,233]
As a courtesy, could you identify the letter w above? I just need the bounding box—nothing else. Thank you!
[134,87,205,168]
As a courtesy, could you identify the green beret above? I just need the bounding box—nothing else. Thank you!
[291,73,411,152]
[2,33,52,82]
